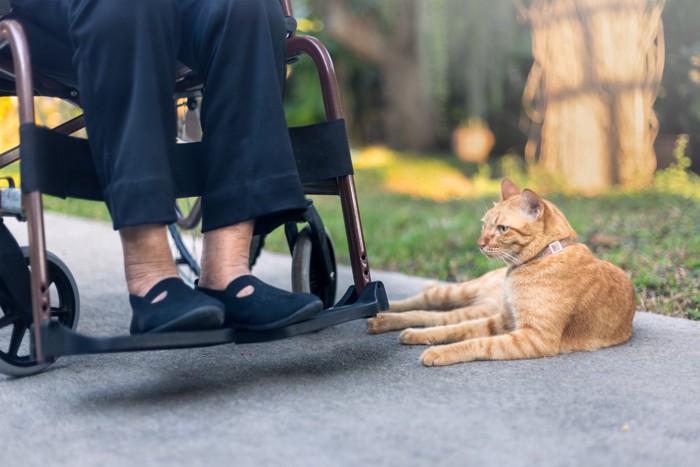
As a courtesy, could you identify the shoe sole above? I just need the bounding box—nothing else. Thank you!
[234,300,324,332]
[147,306,225,334]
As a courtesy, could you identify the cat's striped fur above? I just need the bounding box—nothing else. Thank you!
[368,179,636,366]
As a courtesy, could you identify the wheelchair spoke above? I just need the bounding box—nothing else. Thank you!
[0,312,21,330]
[7,322,27,359]
[0,248,79,375]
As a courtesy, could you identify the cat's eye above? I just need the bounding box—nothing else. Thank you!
[497,225,509,233]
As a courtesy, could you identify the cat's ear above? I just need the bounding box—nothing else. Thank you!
[501,178,521,200]
[520,189,544,219]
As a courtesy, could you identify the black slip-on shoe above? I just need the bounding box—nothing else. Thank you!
[196,275,323,331]
[129,278,225,334]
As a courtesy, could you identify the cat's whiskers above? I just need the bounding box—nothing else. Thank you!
[486,248,523,266]
[500,250,523,266]
[504,253,522,266]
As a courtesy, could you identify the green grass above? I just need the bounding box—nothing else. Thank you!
[2,150,698,320]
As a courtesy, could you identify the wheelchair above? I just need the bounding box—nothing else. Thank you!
[0,0,388,377]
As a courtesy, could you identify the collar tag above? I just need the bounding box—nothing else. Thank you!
[547,240,564,255]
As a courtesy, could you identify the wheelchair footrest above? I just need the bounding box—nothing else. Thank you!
[234,281,388,344]
[37,281,388,359]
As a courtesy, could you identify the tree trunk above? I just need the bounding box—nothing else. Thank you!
[308,0,439,150]
[381,36,438,150]
[520,0,664,192]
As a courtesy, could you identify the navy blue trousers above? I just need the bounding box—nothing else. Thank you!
[9,0,306,234]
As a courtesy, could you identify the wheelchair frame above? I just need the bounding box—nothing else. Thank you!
[0,0,388,374]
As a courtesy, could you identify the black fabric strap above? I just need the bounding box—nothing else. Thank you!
[20,123,103,200]
[19,119,354,200]
[289,119,354,183]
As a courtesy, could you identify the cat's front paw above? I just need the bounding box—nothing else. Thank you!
[367,313,402,334]
[399,328,433,345]
[420,347,460,366]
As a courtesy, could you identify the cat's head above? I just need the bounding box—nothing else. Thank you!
[477,179,576,265]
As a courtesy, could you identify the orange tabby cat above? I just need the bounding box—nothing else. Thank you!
[368,179,636,366]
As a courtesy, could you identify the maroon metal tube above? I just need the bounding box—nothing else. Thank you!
[287,35,342,120]
[1,22,33,123]
[0,20,51,362]
[50,114,86,136]
[281,0,293,17]
[287,34,372,293]
[338,175,371,290]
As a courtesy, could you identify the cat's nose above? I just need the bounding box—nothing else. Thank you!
[477,236,488,248]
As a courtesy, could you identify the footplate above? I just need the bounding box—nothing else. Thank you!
[234,281,388,344]
[36,281,388,359]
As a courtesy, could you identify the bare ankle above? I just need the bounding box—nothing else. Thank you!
[126,265,180,297]
[119,224,180,297]
[199,221,255,291]
[197,266,250,291]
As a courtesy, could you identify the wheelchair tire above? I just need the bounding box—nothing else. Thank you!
[169,197,205,284]
[291,226,337,309]
[0,248,80,377]
[168,222,201,285]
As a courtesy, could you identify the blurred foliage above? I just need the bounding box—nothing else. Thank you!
[292,0,700,170]
[0,98,18,151]
[285,10,384,143]
[298,0,531,151]
[654,134,700,198]
[654,0,700,171]
[655,0,700,128]
[0,97,81,153]
[418,0,529,127]
[284,56,326,126]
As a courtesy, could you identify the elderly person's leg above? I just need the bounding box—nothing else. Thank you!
[11,0,322,333]
[179,0,307,237]
[7,0,224,333]
[119,225,179,298]
[68,0,180,230]
[66,0,226,333]
[199,220,255,295]
[178,0,323,329]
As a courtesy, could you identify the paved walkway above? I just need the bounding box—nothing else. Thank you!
[1,213,699,467]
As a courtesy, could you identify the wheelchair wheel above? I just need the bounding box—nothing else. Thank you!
[169,198,265,284]
[171,96,204,283]
[0,248,80,377]
[291,226,337,309]
[175,196,202,230]
[169,197,202,285]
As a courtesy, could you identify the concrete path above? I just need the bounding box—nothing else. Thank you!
[1,212,699,467]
